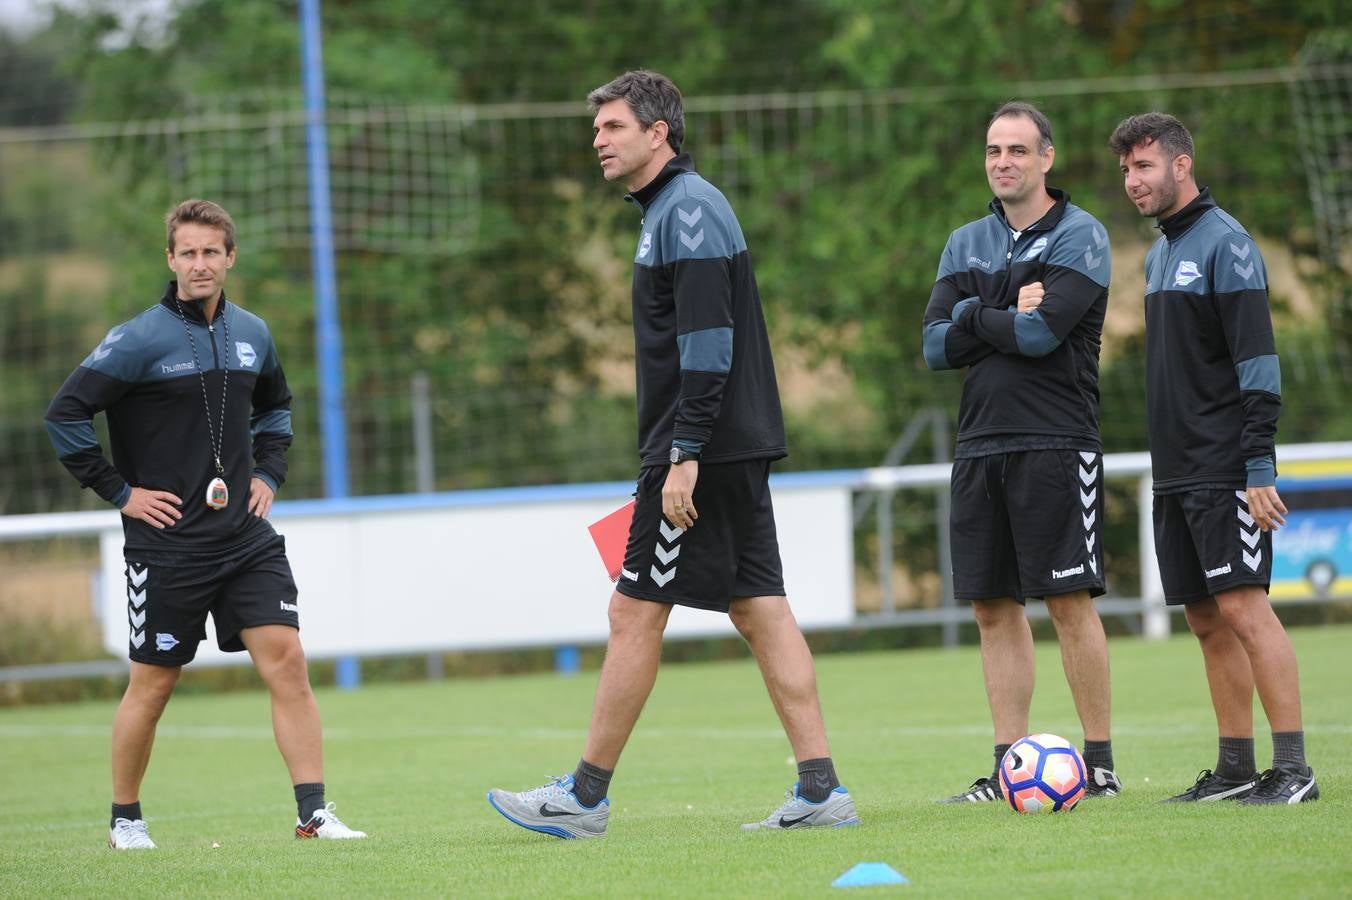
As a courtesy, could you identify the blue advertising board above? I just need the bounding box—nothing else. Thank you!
[1271,460,1352,600]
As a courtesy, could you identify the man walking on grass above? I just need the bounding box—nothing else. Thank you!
[486,70,858,839]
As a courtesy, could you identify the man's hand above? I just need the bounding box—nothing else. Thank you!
[249,477,276,518]
[1246,485,1287,533]
[121,487,182,529]
[1017,281,1045,313]
[662,461,699,529]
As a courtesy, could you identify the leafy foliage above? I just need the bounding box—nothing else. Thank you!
[0,1,1346,512]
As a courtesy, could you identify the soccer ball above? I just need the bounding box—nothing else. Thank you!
[999,733,1086,814]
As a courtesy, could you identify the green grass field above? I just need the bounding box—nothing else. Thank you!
[2,624,1349,897]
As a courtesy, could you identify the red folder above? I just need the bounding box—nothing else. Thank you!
[588,500,635,581]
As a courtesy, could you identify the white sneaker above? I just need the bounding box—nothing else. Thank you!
[295,802,367,839]
[108,817,156,849]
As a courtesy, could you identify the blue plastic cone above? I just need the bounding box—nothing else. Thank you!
[832,862,908,887]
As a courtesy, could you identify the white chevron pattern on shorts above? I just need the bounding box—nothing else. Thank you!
[1236,494,1262,572]
[652,518,686,588]
[127,563,148,650]
[1081,453,1099,576]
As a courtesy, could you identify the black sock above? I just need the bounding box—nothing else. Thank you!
[111,801,142,828]
[294,782,325,822]
[1217,736,1257,781]
[1082,739,1114,773]
[1271,731,1307,771]
[797,757,841,802]
[571,759,612,808]
[992,744,1012,781]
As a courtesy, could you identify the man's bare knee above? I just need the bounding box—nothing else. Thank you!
[728,595,790,641]
[1045,591,1096,630]
[1184,599,1227,642]
[1213,586,1277,643]
[607,592,671,638]
[125,665,180,715]
[972,597,1021,630]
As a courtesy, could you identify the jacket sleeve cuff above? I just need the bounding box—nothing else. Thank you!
[672,438,704,456]
[111,483,133,509]
[951,296,980,329]
[1245,456,1276,488]
[253,470,280,493]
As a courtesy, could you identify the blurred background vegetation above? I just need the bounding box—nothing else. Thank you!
[1,2,1349,676]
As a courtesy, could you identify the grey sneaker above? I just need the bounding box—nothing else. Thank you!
[1084,766,1123,798]
[487,774,609,839]
[108,817,156,850]
[741,784,860,830]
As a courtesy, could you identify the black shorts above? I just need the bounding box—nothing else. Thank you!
[123,532,300,666]
[950,450,1106,603]
[616,459,786,612]
[1154,488,1273,605]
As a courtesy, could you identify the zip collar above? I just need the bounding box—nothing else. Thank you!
[626,153,695,211]
[159,281,227,324]
[989,187,1069,234]
[1157,187,1216,242]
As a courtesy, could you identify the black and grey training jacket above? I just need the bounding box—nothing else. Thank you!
[922,189,1111,456]
[45,282,292,555]
[626,154,786,466]
[1143,189,1281,491]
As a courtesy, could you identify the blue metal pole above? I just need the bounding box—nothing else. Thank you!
[299,0,349,502]
[299,0,358,690]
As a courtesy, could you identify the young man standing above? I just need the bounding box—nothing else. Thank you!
[1111,112,1318,804]
[45,199,366,847]
[922,102,1121,803]
[486,70,858,838]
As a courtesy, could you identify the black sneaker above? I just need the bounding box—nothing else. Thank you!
[1083,766,1122,798]
[1164,769,1258,802]
[1239,766,1319,805]
[937,776,1002,803]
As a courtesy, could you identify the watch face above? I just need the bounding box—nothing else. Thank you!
[670,447,681,463]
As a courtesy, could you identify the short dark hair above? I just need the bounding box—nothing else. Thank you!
[1109,112,1195,162]
[587,70,685,154]
[989,101,1053,154]
[166,198,236,253]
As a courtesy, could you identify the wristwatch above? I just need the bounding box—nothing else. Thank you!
[670,446,701,464]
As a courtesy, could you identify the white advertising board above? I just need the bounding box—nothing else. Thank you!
[98,478,855,661]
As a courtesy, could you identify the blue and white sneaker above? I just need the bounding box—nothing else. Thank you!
[487,774,609,839]
[741,783,861,830]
